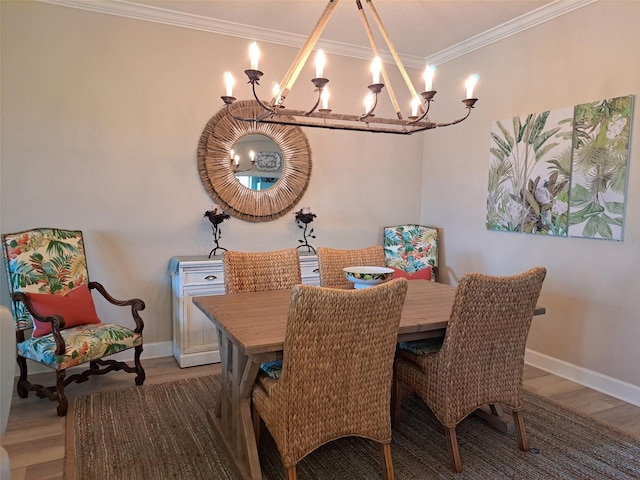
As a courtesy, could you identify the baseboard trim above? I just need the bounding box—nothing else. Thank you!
[17,344,640,408]
[525,348,640,407]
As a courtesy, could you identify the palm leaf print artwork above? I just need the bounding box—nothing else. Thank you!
[568,96,633,240]
[487,95,633,240]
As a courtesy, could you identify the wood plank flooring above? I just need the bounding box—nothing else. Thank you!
[2,358,639,480]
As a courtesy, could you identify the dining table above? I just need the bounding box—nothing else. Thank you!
[193,280,545,480]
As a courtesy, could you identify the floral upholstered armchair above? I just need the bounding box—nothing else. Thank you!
[383,224,439,282]
[2,228,145,416]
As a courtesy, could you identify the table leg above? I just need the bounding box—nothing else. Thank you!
[207,329,263,480]
[473,404,515,433]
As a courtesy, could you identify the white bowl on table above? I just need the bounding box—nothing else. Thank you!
[343,266,394,289]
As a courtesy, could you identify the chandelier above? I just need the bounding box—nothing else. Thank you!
[220,0,479,135]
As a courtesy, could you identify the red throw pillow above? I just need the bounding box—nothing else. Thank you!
[391,266,432,281]
[27,284,101,338]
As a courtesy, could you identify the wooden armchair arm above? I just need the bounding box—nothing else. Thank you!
[88,281,145,334]
[11,292,67,355]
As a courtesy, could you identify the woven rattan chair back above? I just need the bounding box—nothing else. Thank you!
[393,266,546,473]
[252,278,408,479]
[316,245,386,288]
[223,248,302,294]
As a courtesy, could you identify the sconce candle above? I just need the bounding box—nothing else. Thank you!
[423,64,436,92]
[364,93,374,114]
[371,56,382,84]
[411,97,421,117]
[315,49,326,78]
[321,88,329,110]
[224,72,234,97]
[249,42,260,70]
[465,74,479,99]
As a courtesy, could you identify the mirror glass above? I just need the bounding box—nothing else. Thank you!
[198,100,312,222]
[231,134,283,191]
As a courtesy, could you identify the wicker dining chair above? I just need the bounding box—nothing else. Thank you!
[316,245,386,288]
[392,267,546,473]
[2,228,145,416]
[223,248,302,294]
[252,278,408,480]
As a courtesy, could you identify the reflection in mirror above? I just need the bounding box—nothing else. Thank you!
[198,100,312,222]
[231,134,283,191]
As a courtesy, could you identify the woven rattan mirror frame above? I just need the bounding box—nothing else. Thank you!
[198,100,312,222]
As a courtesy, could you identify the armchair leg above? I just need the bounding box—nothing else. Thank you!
[134,345,145,385]
[16,355,29,398]
[380,443,395,480]
[445,426,462,473]
[513,410,529,451]
[55,370,68,417]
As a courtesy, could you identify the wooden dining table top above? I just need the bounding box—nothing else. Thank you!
[193,280,457,356]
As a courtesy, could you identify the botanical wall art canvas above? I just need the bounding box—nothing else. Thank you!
[487,95,634,240]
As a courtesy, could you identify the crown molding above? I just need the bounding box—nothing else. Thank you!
[426,0,597,66]
[39,0,595,69]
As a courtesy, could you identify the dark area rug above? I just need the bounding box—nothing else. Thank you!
[66,375,640,479]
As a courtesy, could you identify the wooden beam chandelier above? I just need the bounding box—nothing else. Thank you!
[220,0,479,135]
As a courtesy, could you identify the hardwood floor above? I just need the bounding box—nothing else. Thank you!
[2,359,639,480]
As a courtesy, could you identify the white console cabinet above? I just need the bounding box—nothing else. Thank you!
[169,253,319,368]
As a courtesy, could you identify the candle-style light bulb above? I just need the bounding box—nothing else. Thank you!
[272,82,281,104]
[230,149,235,159]
[249,42,260,70]
[411,96,421,117]
[223,71,234,97]
[364,92,374,113]
[233,154,240,167]
[321,87,329,110]
[315,49,326,78]
[370,56,382,84]
[249,150,255,163]
[423,64,435,92]
[465,73,479,99]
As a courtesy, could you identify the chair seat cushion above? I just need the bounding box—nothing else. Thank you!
[17,323,142,370]
[259,359,283,379]
[397,338,444,356]
[26,284,102,338]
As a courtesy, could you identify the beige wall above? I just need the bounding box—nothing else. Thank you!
[0,2,423,344]
[422,1,640,390]
[1,1,639,398]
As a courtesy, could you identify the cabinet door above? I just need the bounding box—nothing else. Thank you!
[178,285,222,367]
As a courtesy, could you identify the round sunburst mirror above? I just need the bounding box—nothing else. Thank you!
[198,100,312,222]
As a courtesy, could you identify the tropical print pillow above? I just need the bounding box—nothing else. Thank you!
[383,225,438,281]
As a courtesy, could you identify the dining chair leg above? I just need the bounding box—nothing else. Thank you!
[390,376,402,429]
[380,443,395,480]
[285,465,297,480]
[445,426,462,473]
[513,410,529,451]
[252,402,261,447]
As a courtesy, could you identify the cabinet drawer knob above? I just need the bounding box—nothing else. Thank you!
[204,275,217,281]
